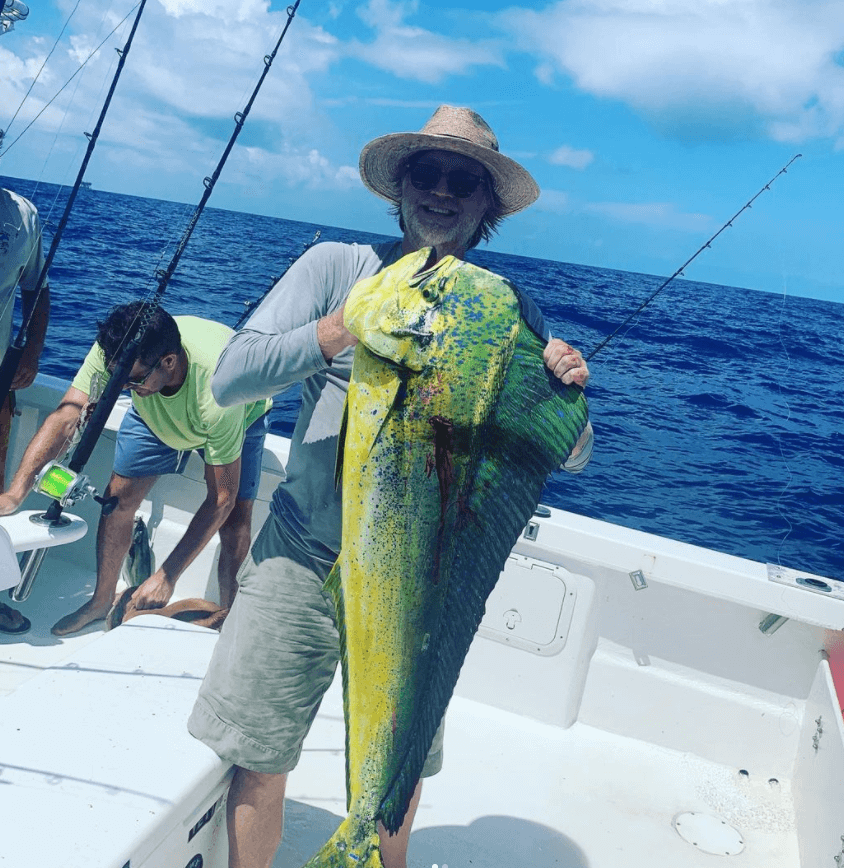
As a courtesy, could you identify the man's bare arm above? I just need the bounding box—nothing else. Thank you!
[12,287,50,391]
[131,458,241,609]
[0,385,87,514]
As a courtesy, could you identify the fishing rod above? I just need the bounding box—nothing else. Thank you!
[586,154,802,362]
[1,2,140,156]
[235,228,322,330]
[34,0,303,526]
[0,0,149,408]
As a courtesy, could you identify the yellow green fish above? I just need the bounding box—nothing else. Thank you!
[303,247,589,867]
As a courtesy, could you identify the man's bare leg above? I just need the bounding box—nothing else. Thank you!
[226,768,421,868]
[227,767,287,868]
[217,498,254,608]
[378,780,423,868]
[52,472,158,635]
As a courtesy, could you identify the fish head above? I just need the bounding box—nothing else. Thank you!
[345,248,461,372]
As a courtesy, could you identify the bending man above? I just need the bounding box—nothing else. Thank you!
[0,301,270,634]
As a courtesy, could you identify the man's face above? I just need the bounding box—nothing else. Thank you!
[399,149,491,257]
[118,356,166,397]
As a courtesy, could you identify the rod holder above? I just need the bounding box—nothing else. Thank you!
[10,546,48,602]
[759,612,789,635]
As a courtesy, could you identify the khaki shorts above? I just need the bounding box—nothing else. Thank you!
[188,512,445,776]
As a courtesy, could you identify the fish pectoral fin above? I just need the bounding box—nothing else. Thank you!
[334,398,349,490]
[346,356,403,461]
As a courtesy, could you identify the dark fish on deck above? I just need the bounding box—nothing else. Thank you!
[120,514,154,588]
[303,247,589,867]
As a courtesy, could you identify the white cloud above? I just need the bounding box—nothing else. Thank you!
[206,143,362,193]
[0,0,354,193]
[356,0,418,30]
[586,200,710,231]
[346,0,505,84]
[534,189,570,212]
[549,145,594,169]
[496,0,844,143]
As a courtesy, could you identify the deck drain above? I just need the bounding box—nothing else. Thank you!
[672,812,745,856]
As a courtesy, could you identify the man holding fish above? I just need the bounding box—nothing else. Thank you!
[189,106,592,868]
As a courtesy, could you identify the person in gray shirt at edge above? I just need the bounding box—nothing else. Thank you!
[188,105,594,868]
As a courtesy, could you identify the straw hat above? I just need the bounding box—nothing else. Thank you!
[359,105,539,216]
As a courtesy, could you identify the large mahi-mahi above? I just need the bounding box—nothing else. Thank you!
[303,247,589,867]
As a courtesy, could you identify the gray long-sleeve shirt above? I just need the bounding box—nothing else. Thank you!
[212,239,589,564]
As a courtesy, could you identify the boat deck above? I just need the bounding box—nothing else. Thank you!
[2,548,808,868]
[278,675,799,868]
[2,380,842,867]
[1,555,105,697]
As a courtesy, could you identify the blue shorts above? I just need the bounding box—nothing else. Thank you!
[113,406,269,501]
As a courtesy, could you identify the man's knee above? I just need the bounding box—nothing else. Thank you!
[231,766,287,804]
[219,499,254,538]
[104,473,157,511]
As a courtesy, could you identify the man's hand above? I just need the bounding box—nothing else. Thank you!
[543,338,589,387]
[10,358,39,391]
[317,303,358,362]
[131,570,176,610]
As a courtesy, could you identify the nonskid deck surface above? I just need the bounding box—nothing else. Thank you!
[0,533,805,867]
[0,556,104,696]
[2,559,802,868]
[273,676,799,868]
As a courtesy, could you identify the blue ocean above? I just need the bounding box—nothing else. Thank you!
[3,174,842,581]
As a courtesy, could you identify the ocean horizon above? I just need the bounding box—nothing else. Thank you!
[3,173,842,582]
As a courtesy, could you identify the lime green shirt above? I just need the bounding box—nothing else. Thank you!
[72,316,271,466]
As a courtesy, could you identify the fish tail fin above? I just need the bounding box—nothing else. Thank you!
[300,817,384,868]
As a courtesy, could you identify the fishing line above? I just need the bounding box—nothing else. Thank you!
[1,0,83,137]
[35,0,304,524]
[0,0,149,409]
[773,278,794,567]
[235,228,322,329]
[0,3,140,157]
[585,154,803,362]
[26,37,94,214]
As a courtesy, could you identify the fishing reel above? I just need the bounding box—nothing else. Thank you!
[33,462,118,515]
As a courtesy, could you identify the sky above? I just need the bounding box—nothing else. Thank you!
[0,0,842,302]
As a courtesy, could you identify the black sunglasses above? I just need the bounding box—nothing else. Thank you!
[408,162,486,199]
[126,356,163,388]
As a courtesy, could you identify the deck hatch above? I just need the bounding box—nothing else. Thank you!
[672,812,745,856]
[477,553,576,656]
